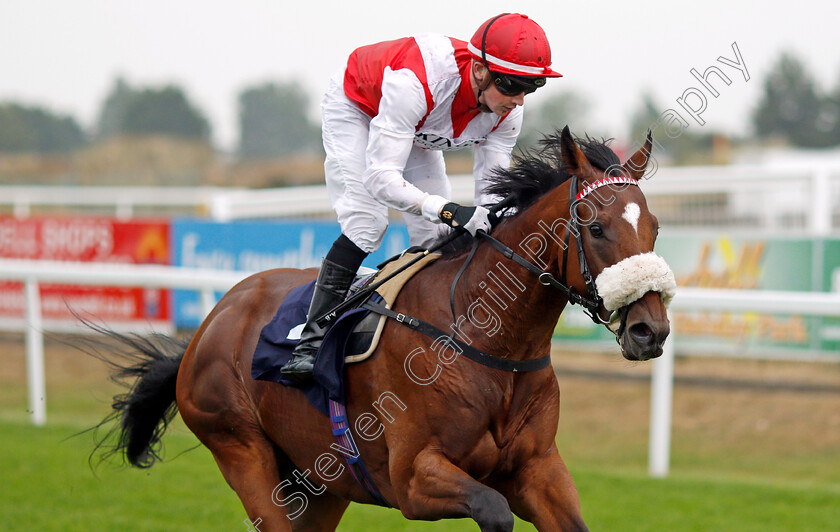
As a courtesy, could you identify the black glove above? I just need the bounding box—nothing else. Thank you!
[439,203,492,236]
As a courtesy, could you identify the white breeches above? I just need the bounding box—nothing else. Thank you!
[321,71,451,253]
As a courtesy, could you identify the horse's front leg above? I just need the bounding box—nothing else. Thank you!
[392,447,514,532]
[498,446,589,532]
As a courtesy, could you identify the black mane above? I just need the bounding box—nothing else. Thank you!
[485,131,622,217]
[437,131,622,256]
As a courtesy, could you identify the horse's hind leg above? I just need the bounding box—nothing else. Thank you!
[205,431,296,532]
[207,431,349,532]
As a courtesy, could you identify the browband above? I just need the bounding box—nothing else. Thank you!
[576,175,638,202]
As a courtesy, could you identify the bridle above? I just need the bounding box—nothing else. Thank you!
[562,173,639,325]
[467,173,639,330]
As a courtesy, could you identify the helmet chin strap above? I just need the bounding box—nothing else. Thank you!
[475,12,507,113]
[474,68,493,112]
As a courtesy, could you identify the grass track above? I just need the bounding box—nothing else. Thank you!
[2,420,838,531]
[3,342,839,530]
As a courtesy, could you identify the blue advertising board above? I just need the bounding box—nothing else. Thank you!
[171,219,410,328]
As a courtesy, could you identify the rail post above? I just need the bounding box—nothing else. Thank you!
[811,167,832,236]
[648,318,675,477]
[24,278,46,426]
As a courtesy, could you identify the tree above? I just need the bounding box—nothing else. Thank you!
[0,103,86,153]
[821,73,840,146]
[122,86,210,139]
[237,81,322,159]
[96,77,135,139]
[628,92,718,165]
[516,91,590,151]
[752,53,831,148]
[95,78,211,141]
[628,92,662,148]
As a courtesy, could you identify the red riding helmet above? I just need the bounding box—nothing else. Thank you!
[468,13,562,78]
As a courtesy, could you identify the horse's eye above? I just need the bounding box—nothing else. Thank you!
[589,223,604,238]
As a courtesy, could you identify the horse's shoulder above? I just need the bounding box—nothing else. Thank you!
[497,372,560,447]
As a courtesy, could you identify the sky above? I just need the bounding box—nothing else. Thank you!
[2,0,839,152]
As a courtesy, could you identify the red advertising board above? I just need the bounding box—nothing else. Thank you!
[0,216,171,326]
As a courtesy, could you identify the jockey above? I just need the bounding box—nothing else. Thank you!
[281,13,562,381]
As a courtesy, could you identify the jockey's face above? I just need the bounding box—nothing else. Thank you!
[483,81,526,116]
[472,62,527,116]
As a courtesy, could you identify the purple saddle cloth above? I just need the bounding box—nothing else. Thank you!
[250,280,380,416]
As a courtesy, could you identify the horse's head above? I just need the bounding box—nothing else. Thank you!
[556,127,674,361]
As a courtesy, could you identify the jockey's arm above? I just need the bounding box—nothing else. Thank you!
[361,68,449,223]
[473,106,523,208]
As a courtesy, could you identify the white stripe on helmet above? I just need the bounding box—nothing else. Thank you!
[467,42,547,76]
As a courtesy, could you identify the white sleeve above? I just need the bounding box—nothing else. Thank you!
[473,106,523,207]
[362,67,447,220]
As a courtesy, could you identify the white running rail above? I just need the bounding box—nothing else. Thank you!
[3,258,840,479]
[650,287,840,477]
[0,259,247,427]
[4,164,840,231]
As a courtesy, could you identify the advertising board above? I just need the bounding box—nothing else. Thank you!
[171,219,410,328]
[0,216,170,329]
[555,231,840,357]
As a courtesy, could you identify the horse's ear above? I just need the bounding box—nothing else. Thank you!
[622,130,654,180]
[559,125,594,177]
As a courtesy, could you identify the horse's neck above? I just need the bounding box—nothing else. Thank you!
[453,206,570,361]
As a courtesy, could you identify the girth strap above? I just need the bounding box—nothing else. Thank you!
[362,298,551,373]
[328,400,390,507]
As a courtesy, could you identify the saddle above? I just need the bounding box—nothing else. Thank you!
[342,251,440,363]
[250,250,440,406]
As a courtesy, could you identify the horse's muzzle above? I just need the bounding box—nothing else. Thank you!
[618,291,670,361]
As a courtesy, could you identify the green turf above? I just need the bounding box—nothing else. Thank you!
[2,420,838,532]
[2,347,838,531]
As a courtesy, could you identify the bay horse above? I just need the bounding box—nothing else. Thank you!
[94,127,671,532]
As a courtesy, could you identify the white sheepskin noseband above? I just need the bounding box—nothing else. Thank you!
[594,252,676,311]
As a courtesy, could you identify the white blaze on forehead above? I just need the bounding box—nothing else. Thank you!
[622,202,641,233]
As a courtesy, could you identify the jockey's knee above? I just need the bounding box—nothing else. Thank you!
[343,214,388,254]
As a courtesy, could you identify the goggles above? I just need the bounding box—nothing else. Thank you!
[491,72,546,96]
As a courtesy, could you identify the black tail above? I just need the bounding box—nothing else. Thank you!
[81,320,190,468]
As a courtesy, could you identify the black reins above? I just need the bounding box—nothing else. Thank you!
[427,174,623,373]
[473,227,603,319]
[322,176,626,374]
[459,174,609,325]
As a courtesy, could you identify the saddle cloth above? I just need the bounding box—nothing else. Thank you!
[250,251,440,414]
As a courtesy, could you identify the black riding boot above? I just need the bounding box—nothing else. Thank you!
[280,259,357,382]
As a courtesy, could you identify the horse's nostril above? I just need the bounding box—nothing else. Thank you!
[628,322,654,346]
